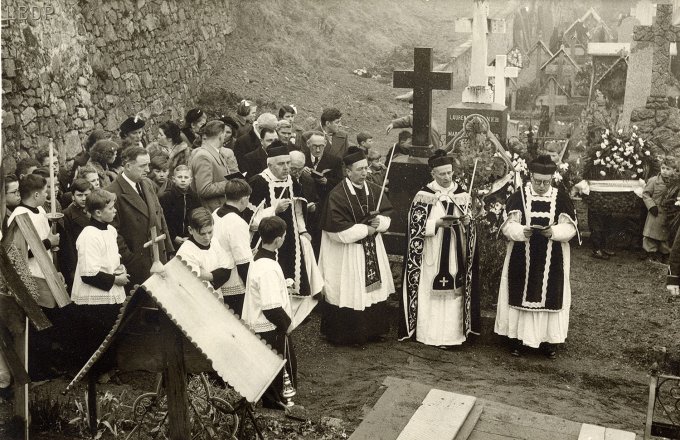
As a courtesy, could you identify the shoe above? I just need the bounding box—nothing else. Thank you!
[545,344,557,359]
[591,250,609,260]
[602,249,616,257]
[510,347,521,357]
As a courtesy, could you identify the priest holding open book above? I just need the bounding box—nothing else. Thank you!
[494,155,579,359]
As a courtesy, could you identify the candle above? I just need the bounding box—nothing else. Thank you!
[48,139,56,215]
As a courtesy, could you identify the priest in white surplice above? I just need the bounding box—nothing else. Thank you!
[248,142,324,298]
[398,151,480,347]
[318,146,394,345]
[495,155,579,359]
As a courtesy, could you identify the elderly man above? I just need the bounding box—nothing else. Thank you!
[398,150,480,347]
[190,120,230,211]
[302,131,342,202]
[302,131,342,254]
[106,146,173,286]
[234,112,278,169]
[318,146,394,345]
[249,144,324,297]
[494,155,579,359]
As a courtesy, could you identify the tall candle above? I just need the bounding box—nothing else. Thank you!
[48,139,56,215]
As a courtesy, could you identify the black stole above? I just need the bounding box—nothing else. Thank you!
[350,184,382,292]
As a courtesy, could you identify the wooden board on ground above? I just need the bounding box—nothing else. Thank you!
[396,389,475,440]
[352,377,640,440]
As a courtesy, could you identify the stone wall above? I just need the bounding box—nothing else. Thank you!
[1,0,234,171]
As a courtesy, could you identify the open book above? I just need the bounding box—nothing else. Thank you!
[311,169,332,178]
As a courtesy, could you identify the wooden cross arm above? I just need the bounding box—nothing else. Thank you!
[143,234,167,248]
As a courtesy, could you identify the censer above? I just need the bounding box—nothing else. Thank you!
[281,337,296,407]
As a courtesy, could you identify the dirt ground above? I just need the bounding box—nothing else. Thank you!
[2,243,677,439]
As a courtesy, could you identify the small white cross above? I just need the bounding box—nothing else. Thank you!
[439,278,449,288]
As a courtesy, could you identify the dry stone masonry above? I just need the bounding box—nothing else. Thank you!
[1,0,234,170]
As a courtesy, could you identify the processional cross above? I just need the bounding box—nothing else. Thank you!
[393,47,453,148]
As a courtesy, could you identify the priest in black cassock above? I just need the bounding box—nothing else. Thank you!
[398,150,480,347]
[249,141,324,297]
[494,155,579,359]
[318,146,394,345]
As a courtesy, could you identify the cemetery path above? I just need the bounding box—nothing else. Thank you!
[294,243,678,434]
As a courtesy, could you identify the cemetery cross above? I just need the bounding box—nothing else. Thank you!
[632,2,680,99]
[393,47,453,149]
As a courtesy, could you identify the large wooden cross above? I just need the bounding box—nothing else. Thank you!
[486,55,519,106]
[393,47,453,147]
[143,226,166,275]
[633,2,680,97]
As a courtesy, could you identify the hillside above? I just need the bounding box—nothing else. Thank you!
[195,0,475,152]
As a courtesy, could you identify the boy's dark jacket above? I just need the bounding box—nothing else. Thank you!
[159,184,201,244]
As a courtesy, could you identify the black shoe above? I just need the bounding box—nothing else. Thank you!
[591,250,609,260]
[602,249,616,257]
[545,344,557,359]
[510,348,521,357]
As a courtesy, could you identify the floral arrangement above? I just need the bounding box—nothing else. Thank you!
[583,127,656,180]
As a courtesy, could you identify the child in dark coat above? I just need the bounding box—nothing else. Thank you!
[159,165,201,249]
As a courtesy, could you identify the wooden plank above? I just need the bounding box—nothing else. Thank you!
[0,229,51,330]
[164,323,190,440]
[13,214,71,307]
[477,399,582,436]
[397,389,475,440]
[454,403,484,440]
[644,375,658,439]
[350,377,432,440]
[578,424,606,440]
[0,322,29,386]
[142,256,285,403]
[604,428,636,440]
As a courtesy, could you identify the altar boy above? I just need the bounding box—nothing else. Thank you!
[243,216,297,410]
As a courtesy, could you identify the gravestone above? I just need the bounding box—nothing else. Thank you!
[632,0,656,26]
[445,0,510,149]
[624,1,680,153]
[618,16,641,44]
[385,47,453,254]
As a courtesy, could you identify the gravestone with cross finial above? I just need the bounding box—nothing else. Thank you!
[446,0,510,151]
[384,47,453,254]
[624,1,680,152]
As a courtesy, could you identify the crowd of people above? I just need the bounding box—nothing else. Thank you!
[0,100,676,415]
